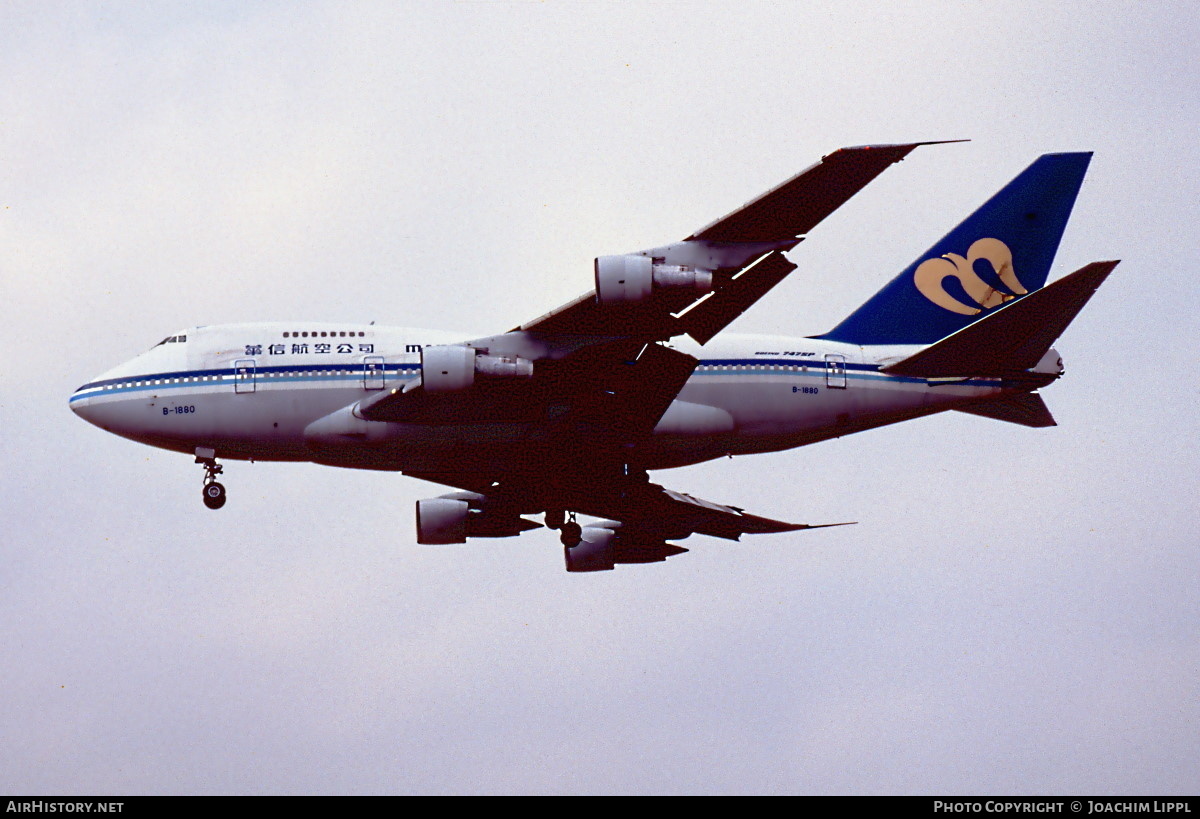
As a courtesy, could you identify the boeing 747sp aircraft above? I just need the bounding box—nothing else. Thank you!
[70,143,1116,571]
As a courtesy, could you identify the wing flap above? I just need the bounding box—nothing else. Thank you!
[676,251,798,345]
[657,487,843,539]
[563,343,699,439]
[571,481,852,542]
[408,470,851,545]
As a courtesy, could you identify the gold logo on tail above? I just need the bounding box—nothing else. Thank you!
[913,238,1025,315]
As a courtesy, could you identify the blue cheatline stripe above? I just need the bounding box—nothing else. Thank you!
[70,363,419,402]
[73,358,871,394]
[691,367,1006,387]
[72,357,1014,403]
[698,358,880,372]
[75,362,419,391]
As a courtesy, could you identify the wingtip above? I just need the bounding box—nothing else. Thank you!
[826,140,969,166]
[782,520,858,532]
[840,139,969,152]
[1073,259,1121,290]
[1071,259,1121,281]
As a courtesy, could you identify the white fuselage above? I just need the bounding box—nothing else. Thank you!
[69,322,1033,473]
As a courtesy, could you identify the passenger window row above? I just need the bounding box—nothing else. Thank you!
[283,331,366,338]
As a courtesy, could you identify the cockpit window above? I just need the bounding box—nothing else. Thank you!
[152,334,188,349]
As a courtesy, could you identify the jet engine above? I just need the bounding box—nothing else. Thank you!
[594,255,713,304]
[563,523,689,572]
[415,492,541,544]
[563,525,617,572]
[421,345,534,393]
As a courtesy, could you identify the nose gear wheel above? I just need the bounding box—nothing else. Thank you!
[196,451,226,510]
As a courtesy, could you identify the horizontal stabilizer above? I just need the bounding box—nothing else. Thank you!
[956,392,1056,427]
[882,260,1118,378]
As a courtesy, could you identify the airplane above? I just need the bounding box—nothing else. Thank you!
[70,142,1116,572]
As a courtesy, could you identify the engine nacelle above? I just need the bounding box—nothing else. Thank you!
[421,345,533,393]
[594,255,713,304]
[473,354,534,380]
[415,497,469,544]
[416,493,542,544]
[564,523,690,572]
[564,526,617,572]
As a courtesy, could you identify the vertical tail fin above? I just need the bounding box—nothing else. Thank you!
[819,152,1092,345]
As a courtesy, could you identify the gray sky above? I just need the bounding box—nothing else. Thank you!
[2,0,1196,795]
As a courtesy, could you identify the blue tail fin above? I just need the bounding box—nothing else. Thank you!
[819,152,1091,345]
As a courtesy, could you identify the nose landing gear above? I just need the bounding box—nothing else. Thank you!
[203,480,226,509]
[196,448,226,510]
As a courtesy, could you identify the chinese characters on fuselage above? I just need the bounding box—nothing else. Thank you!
[244,343,375,357]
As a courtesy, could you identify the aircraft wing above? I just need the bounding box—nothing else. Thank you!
[686,141,966,242]
[521,141,956,344]
[561,482,852,571]
[362,143,950,424]
[409,468,851,543]
[572,481,850,541]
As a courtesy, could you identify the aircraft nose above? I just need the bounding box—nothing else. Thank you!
[69,384,95,422]
[71,354,154,434]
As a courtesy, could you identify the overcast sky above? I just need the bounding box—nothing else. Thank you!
[2,0,1197,795]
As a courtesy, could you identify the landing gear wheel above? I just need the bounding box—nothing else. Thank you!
[203,481,226,510]
[545,509,565,530]
[196,449,226,510]
[559,521,582,548]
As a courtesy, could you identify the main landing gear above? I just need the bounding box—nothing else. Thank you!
[543,464,648,547]
[195,448,226,510]
[545,510,581,548]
